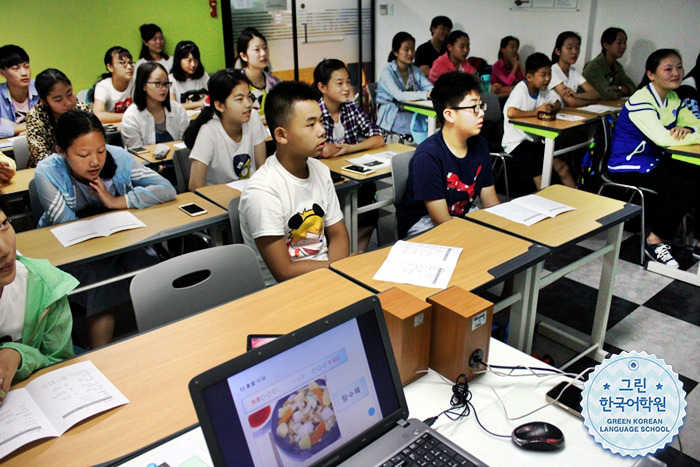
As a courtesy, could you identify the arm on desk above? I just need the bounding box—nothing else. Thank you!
[630,106,700,147]
[188,160,208,191]
[0,155,16,183]
[125,155,177,208]
[479,185,500,208]
[34,171,79,225]
[506,100,560,119]
[93,100,124,123]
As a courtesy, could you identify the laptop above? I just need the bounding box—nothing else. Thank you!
[189,296,487,467]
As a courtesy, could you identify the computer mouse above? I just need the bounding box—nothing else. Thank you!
[511,421,565,451]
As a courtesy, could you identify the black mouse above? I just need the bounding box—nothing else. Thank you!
[511,421,565,451]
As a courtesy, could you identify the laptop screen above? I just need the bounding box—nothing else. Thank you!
[194,299,404,466]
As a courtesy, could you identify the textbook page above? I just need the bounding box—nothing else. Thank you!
[555,113,586,121]
[485,195,574,226]
[346,151,397,170]
[373,240,462,289]
[512,195,575,217]
[0,361,128,460]
[226,179,248,192]
[50,211,146,247]
[576,104,619,113]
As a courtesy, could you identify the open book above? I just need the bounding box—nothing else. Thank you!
[0,361,129,460]
[50,211,146,247]
[346,151,398,170]
[484,194,575,226]
[373,240,462,289]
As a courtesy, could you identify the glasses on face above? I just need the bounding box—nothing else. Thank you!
[451,102,487,115]
[147,81,172,88]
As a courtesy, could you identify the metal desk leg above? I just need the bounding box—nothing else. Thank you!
[523,261,544,353]
[506,265,534,352]
[427,115,436,135]
[339,188,359,253]
[540,137,555,188]
[590,223,623,362]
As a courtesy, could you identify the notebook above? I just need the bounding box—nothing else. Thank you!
[189,296,487,466]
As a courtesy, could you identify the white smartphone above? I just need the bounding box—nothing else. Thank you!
[341,164,375,175]
[128,146,149,154]
[178,203,207,217]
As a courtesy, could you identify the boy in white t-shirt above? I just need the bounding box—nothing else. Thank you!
[239,81,350,286]
[93,46,135,123]
[502,52,575,190]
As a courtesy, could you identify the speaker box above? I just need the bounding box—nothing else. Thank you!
[427,286,493,382]
[378,287,432,385]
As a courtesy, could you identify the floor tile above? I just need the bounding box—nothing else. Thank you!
[643,279,700,327]
[576,230,633,251]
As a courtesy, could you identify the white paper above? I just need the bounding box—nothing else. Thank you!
[173,142,187,149]
[226,179,248,192]
[0,361,128,461]
[485,194,575,226]
[576,104,620,113]
[50,211,146,247]
[555,113,586,121]
[185,109,201,119]
[346,151,397,170]
[373,241,462,289]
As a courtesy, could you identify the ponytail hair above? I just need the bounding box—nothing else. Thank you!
[551,31,581,64]
[184,69,250,148]
[139,23,168,61]
[388,31,414,62]
[600,27,626,57]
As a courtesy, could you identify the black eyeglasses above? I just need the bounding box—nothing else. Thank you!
[450,102,487,114]
[147,81,172,88]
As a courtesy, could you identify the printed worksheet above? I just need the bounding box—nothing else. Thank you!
[373,240,462,289]
[485,194,575,226]
[50,211,146,247]
[576,104,620,114]
[0,361,128,460]
[346,151,398,170]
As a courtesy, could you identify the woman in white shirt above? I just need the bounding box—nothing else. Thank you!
[169,40,209,110]
[135,23,173,73]
[121,62,188,148]
[549,31,599,107]
[93,46,135,123]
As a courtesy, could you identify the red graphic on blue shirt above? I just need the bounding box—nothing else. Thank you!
[445,165,482,216]
[114,98,133,114]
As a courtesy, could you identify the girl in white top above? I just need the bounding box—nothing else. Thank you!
[548,31,599,107]
[135,23,173,73]
[169,40,209,110]
[185,69,267,191]
[120,62,188,148]
[93,46,135,123]
[237,27,280,125]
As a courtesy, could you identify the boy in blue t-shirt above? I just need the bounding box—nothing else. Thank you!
[0,45,38,137]
[397,71,499,238]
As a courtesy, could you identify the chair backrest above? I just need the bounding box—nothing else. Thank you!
[28,178,44,224]
[172,147,192,193]
[12,136,29,170]
[391,149,415,206]
[228,196,243,244]
[481,91,502,124]
[76,89,89,104]
[409,113,428,145]
[129,244,265,332]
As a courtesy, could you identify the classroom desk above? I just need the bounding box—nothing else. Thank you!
[5,269,373,465]
[194,183,242,210]
[400,99,437,135]
[331,218,550,352]
[0,167,33,195]
[321,142,414,251]
[668,142,700,166]
[132,140,183,164]
[15,192,227,268]
[467,185,641,366]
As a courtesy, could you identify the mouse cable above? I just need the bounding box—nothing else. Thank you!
[423,374,510,439]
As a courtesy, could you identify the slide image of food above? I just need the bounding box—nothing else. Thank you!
[271,378,340,458]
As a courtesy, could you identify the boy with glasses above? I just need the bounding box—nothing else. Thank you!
[397,71,499,238]
[0,45,38,137]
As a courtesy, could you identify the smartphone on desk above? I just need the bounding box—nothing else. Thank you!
[128,146,149,155]
[178,203,207,217]
[341,164,375,175]
[546,381,584,419]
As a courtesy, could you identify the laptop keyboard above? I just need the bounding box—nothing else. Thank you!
[381,432,477,467]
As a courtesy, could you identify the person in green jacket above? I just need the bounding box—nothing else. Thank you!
[582,27,636,100]
[0,199,78,402]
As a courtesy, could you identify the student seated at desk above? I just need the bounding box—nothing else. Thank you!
[184,69,267,190]
[677,52,700,119]
[548,31,599,107]
[35,110,176,348]
[0,45,39,138]
[0,198,78,400]
[397,72,499,238]
[120,62,188,148]
[376,32,433,136]
[26,68,90,167]
[169,40,209,111]
[414,16,453,78]
[0,154,15,183]
[428,31,477,85]
[239,81,350,286]
[582,27,636,100]
[135,23,173,73]
[502,52,576,190]
[491,36,525,96]
[92,46,135,123]
[608,49,700,268]
[237,28,280,126]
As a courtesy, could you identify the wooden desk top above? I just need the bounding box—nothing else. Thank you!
[332,218,544,300]
[510,110,600,135]
[16,192,227,267]
[0,168,34,195]
[668,143,700,156]
[560,99,626,117]
[468,185,635,248]
[194,183,242,210]
[5,269,373,465]
[134,141,183,164]
[321,143,414,181]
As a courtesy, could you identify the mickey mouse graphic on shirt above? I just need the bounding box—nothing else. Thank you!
[233,154,252,179]
[445,165,482,216]
[287,204,326,258]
